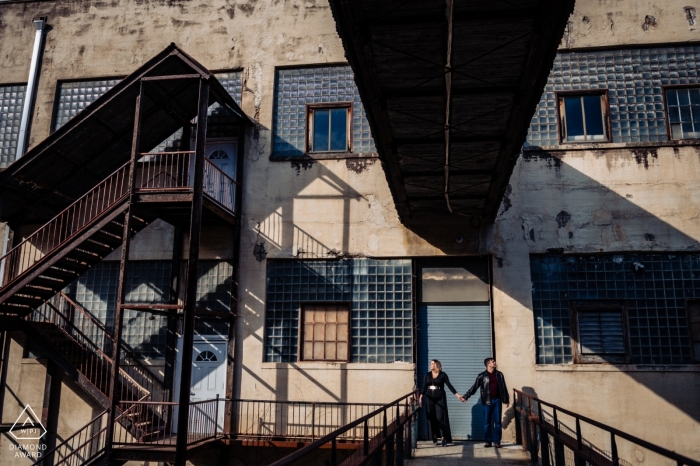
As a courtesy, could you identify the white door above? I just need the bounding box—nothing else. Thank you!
[205,140,237,180]
[173,337,227,433]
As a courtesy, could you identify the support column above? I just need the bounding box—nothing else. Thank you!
[40,360,62,460]
[164,226,184,405]
[105,84,144,456]
[175,78,209,465]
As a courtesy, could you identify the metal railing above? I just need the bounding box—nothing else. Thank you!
[0,162,130,288]
[135,151,193,190]
[33,410,108,466]
[55,292,166,402]
[203,158,236,213]
[269,392,418,466]
[113,397,222,446]
[514,389,700,466]
[27,296,150,404]
[230,399,385,442]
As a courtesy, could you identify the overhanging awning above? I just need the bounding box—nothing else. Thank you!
[0,44,252,225]
[329,0,574,230]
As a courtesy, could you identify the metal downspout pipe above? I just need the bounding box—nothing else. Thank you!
[15,17,48,160]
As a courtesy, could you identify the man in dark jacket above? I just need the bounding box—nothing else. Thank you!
[462,358,509,448]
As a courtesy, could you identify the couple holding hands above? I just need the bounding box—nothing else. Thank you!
[418,358,509,448]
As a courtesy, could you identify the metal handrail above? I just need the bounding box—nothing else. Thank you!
[28,298,150,401]
[269,391,417,466]
[58,292,166,401]
[204,157,238,185]
[514,389,700,466]
[0,161,130,288]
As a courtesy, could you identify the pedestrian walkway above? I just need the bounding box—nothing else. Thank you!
[407,441,531,466]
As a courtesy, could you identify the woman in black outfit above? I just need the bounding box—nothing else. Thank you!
[419,359,464,446]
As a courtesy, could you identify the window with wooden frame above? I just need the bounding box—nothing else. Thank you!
[664,86,700,140]
[571,300,630,364]
[300,303,350,362]
[686,300,700,363]
[558,91,611,143]
[306,103,352,153]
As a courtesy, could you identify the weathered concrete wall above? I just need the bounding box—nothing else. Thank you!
[0,0,698,461]
[491,144,700,460]
[0,334,44,465]
[561,0,700,49]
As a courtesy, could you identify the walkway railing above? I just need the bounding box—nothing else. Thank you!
[0,162,130,288]
[113,397,222,446]
[269,391,418,466]
[229,399,385,441]
[134,151,236,213]
[513,389,700,466]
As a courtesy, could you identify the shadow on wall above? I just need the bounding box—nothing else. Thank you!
[493,149,700,424]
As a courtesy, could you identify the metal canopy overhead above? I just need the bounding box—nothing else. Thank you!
[0,44,251,225]
[329,0,575,232]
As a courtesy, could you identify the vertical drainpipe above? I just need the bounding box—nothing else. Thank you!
[15,17,48,160]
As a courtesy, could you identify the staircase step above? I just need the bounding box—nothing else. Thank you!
[24,284,58,298]
[103,220,127,236]
[0,303,32,314]
[32,275,69,290]
[67,248,102,264]
[92,229,122,245]
[7,295,45,308]
[84,238,116,255]
[55,257,91,273]
[43,267,80,282]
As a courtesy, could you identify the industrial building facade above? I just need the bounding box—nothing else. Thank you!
[0,0,698,464]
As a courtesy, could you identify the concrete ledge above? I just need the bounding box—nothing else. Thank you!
[535,364,700,372]
[261,362,415,371]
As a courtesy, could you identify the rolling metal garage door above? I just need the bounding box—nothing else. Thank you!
[417,304,492,440]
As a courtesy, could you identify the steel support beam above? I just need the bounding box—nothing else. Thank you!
[105,84,144,458]
[175,78,208,465]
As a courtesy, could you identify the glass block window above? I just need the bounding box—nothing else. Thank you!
[52,72,243,150]
[66,260,172,358]
[0,84,27,168]
[265,259,413,363]
[273,66,376,157]
[531,254,698,365]
[53,79,123,131]
[300,303,350,361]
[194,260,234,337]
[526,45,700,147]
[665,87,700,140]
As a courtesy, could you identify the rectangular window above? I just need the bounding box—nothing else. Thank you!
[0,84,27,168]
[531,254,698,365]
[301,303,349,361]
[665,87,700,140]
[264,259,412,363]
[572,301,629,363]
[272,66,376,157]
[308,104,351,153]
[559,92,609,143]
[687,300,700,362]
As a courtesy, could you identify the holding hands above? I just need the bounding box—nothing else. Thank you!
[455,393,466,403]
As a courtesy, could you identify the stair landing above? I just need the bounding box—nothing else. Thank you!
[409,441,531,466]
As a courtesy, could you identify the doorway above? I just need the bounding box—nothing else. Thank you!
[173,336,227,432]
[416,258,492,440]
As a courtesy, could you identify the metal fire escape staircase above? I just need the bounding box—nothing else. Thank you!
[0,45,249,465]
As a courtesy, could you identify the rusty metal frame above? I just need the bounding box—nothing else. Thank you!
[513,389,700,466]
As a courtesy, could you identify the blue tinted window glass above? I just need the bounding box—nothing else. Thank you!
[313,110,330,151]
[583,95,605,138]
[330,108,347,151]
[666,89,679,106]
[564,97,584,139]
[678,89,690,105]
